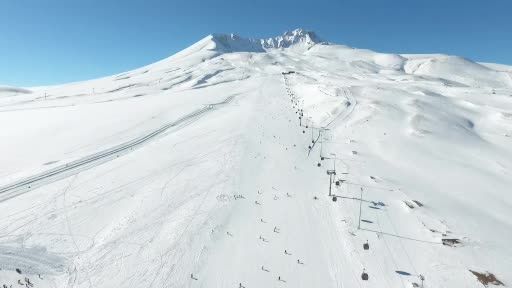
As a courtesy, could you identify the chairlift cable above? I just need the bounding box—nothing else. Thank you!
[375,208,407,288]
[382,203,419,276]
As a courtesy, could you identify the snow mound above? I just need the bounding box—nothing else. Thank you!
[404,55,511,88]
[373,53,406,71]
[0,86,32,96]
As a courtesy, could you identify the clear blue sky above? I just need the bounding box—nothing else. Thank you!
[1,0,511,87]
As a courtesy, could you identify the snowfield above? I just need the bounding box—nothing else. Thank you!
[1,29,511,288]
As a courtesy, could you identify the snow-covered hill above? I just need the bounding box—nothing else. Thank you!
[1,29,511,288]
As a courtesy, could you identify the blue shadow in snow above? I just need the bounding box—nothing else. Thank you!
[395,271,412,276]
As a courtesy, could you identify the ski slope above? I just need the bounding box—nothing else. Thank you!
[1,29,511,288]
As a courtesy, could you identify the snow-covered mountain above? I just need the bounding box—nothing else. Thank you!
[1,29,511,288]
[194,28,323,53]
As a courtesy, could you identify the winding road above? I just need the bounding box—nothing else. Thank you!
[0,95,235,202]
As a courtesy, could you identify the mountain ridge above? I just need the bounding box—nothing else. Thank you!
[209,28,324,52]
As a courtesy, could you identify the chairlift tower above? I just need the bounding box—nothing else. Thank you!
[358,187,363,230]
[326,153,337,196]
[326,169,336,196]
[305,116,311,129]
[319,128,329,160]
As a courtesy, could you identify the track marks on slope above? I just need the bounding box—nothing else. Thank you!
[0,94,237,202]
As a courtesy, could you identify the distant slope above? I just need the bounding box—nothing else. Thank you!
[403,55,512,87]
[0,86,32,96]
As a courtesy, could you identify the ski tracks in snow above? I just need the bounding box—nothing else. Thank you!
[0,94,237,203]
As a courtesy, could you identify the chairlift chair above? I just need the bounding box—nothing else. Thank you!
[361,269,369,280]
[363,241,369,250]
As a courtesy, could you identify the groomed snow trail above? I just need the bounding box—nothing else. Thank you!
[193,75,352,287]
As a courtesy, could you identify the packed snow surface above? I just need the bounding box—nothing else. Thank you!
[1,29,512,288]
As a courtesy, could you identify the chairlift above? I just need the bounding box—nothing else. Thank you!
[361,269,369,280]
[363,240,369,250]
